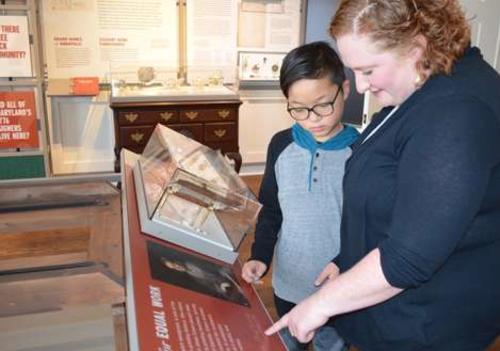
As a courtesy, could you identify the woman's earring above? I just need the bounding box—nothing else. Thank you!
[414,74,422,86]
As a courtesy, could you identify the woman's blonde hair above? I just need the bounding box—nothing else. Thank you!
[330,0,471,79]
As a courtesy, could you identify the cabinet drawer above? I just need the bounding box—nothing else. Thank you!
[168,123,203,143]
[179,107,236,123]
[117,109,179,125]
[119,126,155,148]
[204,122,236,142]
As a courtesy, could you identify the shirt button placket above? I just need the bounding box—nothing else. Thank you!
[313,152,319,184]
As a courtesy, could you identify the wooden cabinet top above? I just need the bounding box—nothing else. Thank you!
[110,98,242,109]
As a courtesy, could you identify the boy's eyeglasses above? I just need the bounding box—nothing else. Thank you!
[287,86,343,121]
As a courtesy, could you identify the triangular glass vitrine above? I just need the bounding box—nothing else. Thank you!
[133,124,261,263]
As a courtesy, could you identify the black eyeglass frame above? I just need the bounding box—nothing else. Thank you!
[287,86,343,121]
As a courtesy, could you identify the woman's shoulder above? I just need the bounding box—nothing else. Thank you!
[399,91,500,149]
[420,48,500,117]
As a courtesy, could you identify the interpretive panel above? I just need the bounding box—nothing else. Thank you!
[0,16,32,77]
[238,0,302,51]
[0,91,39,149]
[186,0,238,84]
[41,0,178,80]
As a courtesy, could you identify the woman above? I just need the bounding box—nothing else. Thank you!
[265,1,500,350]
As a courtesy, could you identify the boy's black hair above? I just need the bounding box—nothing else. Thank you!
[280,41,346,98]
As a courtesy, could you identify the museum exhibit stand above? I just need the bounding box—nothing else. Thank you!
[119,128,284,350]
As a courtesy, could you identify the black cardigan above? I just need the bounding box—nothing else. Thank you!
[335,47,500,351]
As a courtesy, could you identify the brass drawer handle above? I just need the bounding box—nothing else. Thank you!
[124,113,138,123]
[130,132,144,143]
[217,109,230,119]
[213,129,226,138]
[160,111,173,122]
[185,111,199,120]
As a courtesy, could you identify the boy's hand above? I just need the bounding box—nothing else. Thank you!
[242,260,267,284]
[314,262,339,286]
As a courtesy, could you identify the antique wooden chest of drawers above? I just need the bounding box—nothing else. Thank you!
[110,99,242,172]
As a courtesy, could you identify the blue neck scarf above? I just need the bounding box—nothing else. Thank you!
[292,123,359,190]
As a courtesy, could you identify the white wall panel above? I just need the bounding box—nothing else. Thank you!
[238,90,292,169]
[48,93,114,174]
[461,0,500,72]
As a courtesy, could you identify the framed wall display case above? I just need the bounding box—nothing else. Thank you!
[237,51,286,88]
[131,125,261,263]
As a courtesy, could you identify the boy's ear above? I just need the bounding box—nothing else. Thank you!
[342,79,350,101]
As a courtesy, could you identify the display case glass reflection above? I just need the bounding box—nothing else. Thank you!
[110,63,239,103]
[134,124,261,263]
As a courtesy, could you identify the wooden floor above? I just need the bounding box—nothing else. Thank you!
[240,175,500,351]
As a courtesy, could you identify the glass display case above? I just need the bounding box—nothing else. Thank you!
[237,51,286,88]
[109,63,239,103]
[133,124,261,263]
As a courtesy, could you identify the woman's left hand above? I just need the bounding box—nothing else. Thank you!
[265,294,329,343]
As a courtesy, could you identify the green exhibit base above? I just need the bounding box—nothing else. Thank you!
[0,155,45,180]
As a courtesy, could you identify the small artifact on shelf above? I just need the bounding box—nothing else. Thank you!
[251,63,260,75]
[137,66,156,84]
[272,63,280,75]
[208,70,224,86]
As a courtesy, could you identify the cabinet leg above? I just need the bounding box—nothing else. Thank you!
[225,152,242,173]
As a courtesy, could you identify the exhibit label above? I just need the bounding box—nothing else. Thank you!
[0,16,32,77]
[0,91,39,149]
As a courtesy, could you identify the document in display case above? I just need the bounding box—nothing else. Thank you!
[133,124,261,263]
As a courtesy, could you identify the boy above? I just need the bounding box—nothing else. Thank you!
[241,41,358,351]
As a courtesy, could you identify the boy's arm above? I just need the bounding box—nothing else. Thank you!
[249,131,290,270]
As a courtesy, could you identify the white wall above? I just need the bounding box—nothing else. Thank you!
[461,0,500,72]
[238,90,293,174]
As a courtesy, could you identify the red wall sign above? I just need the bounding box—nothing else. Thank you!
[71,77,99,95]
[0,91,39,149]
